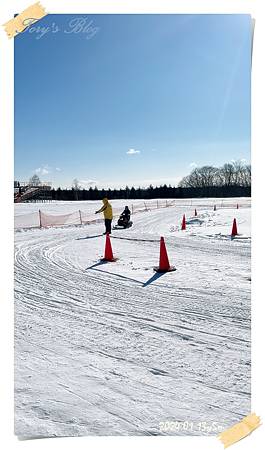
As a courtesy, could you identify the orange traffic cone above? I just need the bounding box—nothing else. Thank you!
[181,214,186,230]
[154,237,176,273]
[194,209,197,217]
[214,205,216,211]
[101,233,118,262]
[231,218,238,237]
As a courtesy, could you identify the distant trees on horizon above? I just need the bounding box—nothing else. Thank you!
[179,161,251,189]
[45,161,251,201]
[16,160,250,201]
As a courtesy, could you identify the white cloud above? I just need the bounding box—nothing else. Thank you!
[189,162,197,169]
[127,148,140,155]
[35,165,50,176]
[34,165,63,176]
[79,179,97,187]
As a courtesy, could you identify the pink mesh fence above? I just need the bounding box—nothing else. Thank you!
[14,201,174,230]
[15,212,40,229]
[14,199,248,230]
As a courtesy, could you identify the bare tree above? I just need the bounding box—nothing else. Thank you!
[72,178,81,200]
[179,166,218,188]
[29,174,41,186]
[72,178,80,190]
[218,161,251,187]
[232,160,244,185]
[179,161,251,189]
[240,164,251,187]
[219,163,235,186]
[178,176,190,188]
[198,166,219,187]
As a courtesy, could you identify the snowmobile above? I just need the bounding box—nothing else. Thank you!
[113,213,133,230]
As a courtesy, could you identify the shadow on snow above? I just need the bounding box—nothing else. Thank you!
[86,261,168,287]
[76,234,103,240]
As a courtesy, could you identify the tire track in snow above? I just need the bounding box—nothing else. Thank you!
[15,210,251,437]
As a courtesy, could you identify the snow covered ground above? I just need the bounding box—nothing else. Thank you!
[14,198,251,437]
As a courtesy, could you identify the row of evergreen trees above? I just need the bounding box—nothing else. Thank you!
[49,184,250,201]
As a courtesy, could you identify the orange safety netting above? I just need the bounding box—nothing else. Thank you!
[14,201,184,230]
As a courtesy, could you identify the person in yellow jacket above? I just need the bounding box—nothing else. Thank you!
[95,198,113,234]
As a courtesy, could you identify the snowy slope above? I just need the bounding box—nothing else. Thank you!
[14,199,251,437]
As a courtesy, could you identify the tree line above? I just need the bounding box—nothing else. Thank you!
[179,161,251,189]
[22,161,251,201]
[48,184,250,201]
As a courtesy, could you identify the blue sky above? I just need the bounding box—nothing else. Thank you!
[15,14,251,188]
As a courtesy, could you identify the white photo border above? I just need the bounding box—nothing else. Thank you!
[0,1,264,449]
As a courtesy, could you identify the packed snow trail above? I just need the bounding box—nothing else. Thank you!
[15,204,251,437]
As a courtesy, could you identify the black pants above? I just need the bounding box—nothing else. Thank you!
[105,219,112,234]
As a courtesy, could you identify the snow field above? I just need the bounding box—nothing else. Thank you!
[14,198,251,437]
